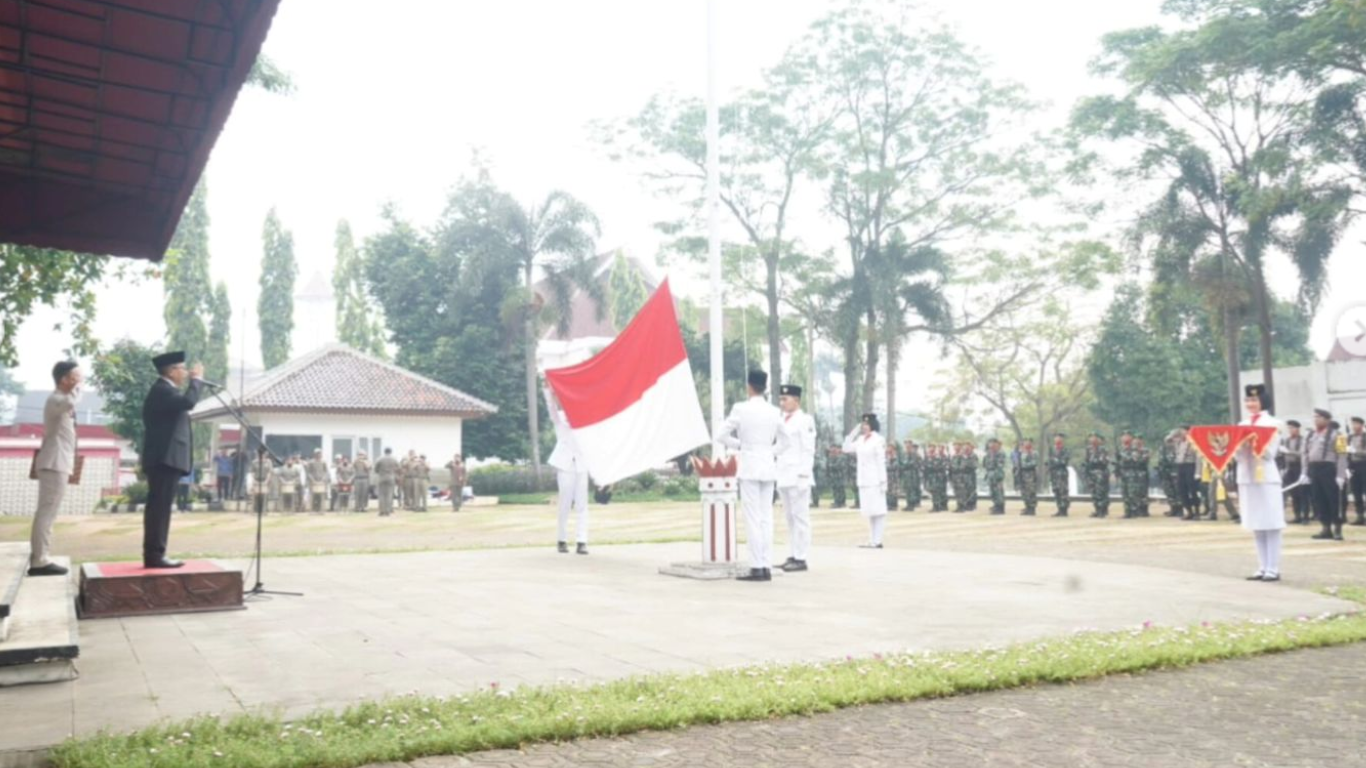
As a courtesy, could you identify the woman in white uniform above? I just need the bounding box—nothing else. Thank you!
[843,413,888,548]
[1237,384,1285,581]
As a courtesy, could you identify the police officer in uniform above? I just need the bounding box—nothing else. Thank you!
[306,450,329,512]
[353,451,372,512]
[1282,421,1309,524]
[375,448,400,517]
[1347,417,1365,526]
[1300,410,1347,539]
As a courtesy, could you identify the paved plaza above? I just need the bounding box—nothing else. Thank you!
[0,538,1357,758]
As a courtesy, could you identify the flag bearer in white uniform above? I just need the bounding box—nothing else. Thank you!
[776,384,817,572]
[1237,384,1286,581]
[546,386,590,555]
[843,413,889,548]
[716,370,789,582]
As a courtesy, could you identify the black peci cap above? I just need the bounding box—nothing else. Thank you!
[152,351,185,370]
[779,384,802,398]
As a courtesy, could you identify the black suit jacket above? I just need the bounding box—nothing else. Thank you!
[141,378,203,474]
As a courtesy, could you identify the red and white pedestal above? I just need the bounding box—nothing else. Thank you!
[659,456,749,580]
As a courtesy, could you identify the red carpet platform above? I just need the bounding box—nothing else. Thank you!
[79,561,244,619]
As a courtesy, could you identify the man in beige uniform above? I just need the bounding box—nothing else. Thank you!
[375,448,400,516]
[305,450,330,512]
[352,451,372,512]
[28,360,82,576]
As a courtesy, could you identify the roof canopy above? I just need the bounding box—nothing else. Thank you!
[0,0,281,260]
[192,344,499,420]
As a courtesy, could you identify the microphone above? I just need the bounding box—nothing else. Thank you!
[196,378,226,390]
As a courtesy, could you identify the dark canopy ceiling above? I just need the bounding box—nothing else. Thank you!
[0,0,281,260]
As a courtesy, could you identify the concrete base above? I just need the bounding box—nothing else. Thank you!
[0,556,79,688]
[658,561,752,580]
[79,560,244,619]
[0,543,30,642]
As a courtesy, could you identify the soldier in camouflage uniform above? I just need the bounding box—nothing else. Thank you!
[1047,433,1071,517]
[826,445,847,509]
[1018,438,1040,515]
[811,446,825,509]
[965,442,980,510]
[1083,432,1111,518]
[1115,430,1134,517]
[901,440,922,510]
[983,438,1007,514]
[1132,434,1152,517]
[927,445,948,512]
[949,442,967,512]
[885,442,901,512]
[847,450,860,509]
[1158,433,1180,517]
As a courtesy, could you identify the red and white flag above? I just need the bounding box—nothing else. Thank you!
[545,279,709,485]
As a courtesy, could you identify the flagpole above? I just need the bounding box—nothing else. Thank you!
[706,0,723,453]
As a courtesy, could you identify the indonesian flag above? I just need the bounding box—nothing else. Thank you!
[545,279,709,485]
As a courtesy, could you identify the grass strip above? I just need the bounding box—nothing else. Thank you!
[52,591,1366,768]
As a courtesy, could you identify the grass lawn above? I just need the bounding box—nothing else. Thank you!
[49,588,1366,768]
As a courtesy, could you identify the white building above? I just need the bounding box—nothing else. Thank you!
[190,344,497,465]
[1242,335,1366,423]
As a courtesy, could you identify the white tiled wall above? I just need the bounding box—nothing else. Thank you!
[0,457,116,516]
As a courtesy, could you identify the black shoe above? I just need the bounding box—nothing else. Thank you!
[1261,574,1281,582]
[576,543,589,555]
[1334,531,1344,541]
[782,560,808,572]
[143,559,184,569]
[1245,573,1265,581]
[736,568,772,582]
[1311,531,1335,540]
[27,563,69,577]
[1022,510,1035,516]
[858,543,884,549]
[557,541,569,553]
[1052,512,1067,518]
[1350,519,1366,526]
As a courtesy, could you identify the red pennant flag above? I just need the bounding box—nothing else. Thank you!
[1187,425,1278,474]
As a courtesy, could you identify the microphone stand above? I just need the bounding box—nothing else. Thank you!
[205,385,302,599]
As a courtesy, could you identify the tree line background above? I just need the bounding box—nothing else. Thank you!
[0,0,1361,469]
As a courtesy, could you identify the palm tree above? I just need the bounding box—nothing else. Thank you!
[869,233,950,441]
[496,192,602,476]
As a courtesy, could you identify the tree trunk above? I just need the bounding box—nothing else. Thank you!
[1223,304,1242,423]
[862,306,879,414]
[1251,269,1276,411]
[766,253,782,405]
[525,266,542,477]
[841,329,861,434]
[885,338,898,442]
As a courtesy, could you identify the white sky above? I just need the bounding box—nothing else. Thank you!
[10,0,1364,415]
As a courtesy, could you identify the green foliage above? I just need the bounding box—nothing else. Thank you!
[246,55,295,95]
[258,208,297,370]
[467,464,558,496]
[333,220,388,358]
[206,283,231,385]
[49,608,1366,768]
[0,244,106,367]
[123,481,149,505]
[163,181,211,366]
[0,367,22,397]
[362,196,533,461]
[90,339,163,454]
[606,250,649,330]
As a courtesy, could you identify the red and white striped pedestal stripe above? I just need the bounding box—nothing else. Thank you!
[699,477,738,564]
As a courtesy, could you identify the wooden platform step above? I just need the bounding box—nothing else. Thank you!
[0,557,79,687]
[0,542,32,643]
[79,560,244,619]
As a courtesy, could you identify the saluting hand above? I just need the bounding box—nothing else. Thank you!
[190,362,205,380]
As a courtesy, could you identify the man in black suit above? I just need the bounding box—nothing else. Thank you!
[141,351,205,569]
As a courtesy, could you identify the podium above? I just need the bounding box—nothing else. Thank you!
[659,456,748,579]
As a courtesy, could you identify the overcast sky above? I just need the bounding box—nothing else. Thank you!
[10,0,1364,416]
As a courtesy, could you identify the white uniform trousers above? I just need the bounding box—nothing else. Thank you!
[30,469,67,567]
[1253,529,1284,578]
[740,479,775,570]
[779,485,811,562]
[556,469,590,544]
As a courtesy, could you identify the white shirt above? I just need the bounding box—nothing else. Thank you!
[545,388,586,472]
[715,395,788,482]
[1235,412,1281,486]
[775,409,817,489]
[842,428,888,488]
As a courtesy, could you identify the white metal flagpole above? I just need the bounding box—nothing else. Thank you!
[706,0,723,453]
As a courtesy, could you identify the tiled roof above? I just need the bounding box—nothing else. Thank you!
[193,345,496,419]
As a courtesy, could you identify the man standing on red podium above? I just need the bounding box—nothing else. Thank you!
[140,351,205,569]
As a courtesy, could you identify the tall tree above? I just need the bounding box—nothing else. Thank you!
[333,219,388,357]
[1072,4,1353,417]
[363,201,531,461]
[206,282,231,385]
[604,51,835,402]
[163,180,211,365]
[806,0,1042,429]
[605,251,649,329]
[0,245,107,366]
[258,208,297,369]
[439,168,601,475]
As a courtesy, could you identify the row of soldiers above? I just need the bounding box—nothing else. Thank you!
[255,448,455,514]
[811,431,1229,520]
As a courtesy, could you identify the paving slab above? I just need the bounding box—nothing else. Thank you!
[0,543,1356,757]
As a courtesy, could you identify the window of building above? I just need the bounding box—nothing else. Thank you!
[265,434,322,460]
